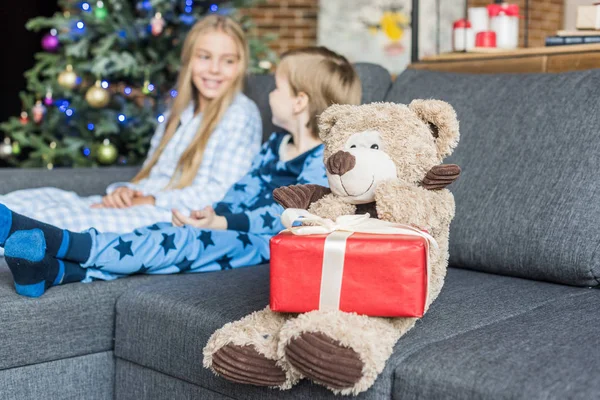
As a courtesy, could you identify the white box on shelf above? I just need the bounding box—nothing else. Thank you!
[576,4,600,30]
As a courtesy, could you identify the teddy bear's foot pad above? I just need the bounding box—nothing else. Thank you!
[212,344,287,387]
[286,332,364,389]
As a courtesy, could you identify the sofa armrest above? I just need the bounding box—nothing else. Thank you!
[0,167,139,196]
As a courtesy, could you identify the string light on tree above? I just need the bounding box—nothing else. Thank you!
[81,2,91,11]
[58,65,78,89]
[86,80,111,108]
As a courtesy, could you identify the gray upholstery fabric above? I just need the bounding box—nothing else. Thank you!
[116,359,234,400]
[0,265,154,370]
[244,74,277,143]
[114,266,588,399]
[0,167,139,196]
[393,290,600,400]
[0,352,114,400]
[354,62,392,104]
[387,69,600,287]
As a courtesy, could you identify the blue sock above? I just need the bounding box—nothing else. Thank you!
[0,203,91,262]
[4,230,86,298]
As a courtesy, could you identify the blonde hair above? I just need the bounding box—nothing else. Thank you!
[277,47,362,138]
[132,15,249,189]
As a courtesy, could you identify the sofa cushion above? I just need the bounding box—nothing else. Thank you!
[393,288,600,400]
[244,74,277,143]
[354,62,392,103]
[0,265,154,370]
[114,266,587,399]
[386,68,600,287]
[0,167,139,197]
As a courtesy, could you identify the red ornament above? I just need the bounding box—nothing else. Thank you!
[19,111,29,125]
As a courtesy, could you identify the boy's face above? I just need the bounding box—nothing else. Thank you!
[191,31,241,104]
[269,70,297,131]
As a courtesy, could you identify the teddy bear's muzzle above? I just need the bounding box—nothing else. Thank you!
[326,151,356,176]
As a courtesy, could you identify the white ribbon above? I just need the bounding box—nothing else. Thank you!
[280,209,437,312]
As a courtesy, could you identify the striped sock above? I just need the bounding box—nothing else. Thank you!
[0,203,91,262]
[4,230,86,298]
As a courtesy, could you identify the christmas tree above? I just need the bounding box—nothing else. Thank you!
[0,0,276,169]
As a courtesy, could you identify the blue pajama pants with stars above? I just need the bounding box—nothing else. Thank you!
[79,223,271,282]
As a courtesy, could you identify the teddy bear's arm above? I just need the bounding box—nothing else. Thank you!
[273,185,332,210]
[375,180,455,236]
[307,193,357,221]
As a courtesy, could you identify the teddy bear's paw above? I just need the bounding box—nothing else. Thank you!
[285,332,364,390]
[212,343,288,387]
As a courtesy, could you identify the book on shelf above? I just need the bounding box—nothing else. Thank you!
[546,35,600,46]
[556,30,600,37]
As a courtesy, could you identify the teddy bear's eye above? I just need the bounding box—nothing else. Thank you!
[370,144,379,150]
[350,145,357,149]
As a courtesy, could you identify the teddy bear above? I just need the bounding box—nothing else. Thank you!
[202,99,461,396]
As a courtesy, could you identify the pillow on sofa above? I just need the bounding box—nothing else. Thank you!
[387,68,600,287]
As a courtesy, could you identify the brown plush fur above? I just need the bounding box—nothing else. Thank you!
[203,100,460,395]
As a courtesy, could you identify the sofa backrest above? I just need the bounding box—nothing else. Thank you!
[244,63,393,142]
[386,68,600,287]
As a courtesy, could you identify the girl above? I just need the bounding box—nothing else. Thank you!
[0,15,262,234]
[0,47,362,298]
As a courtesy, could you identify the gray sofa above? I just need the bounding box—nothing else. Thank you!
[1,64,598,400]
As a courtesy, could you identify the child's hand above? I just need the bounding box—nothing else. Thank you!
[92,187,143,209]
[172,206,228,230]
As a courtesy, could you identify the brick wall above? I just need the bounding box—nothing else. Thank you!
[242,0,319,53]
[243,0,564,52]
[467,0,564,47]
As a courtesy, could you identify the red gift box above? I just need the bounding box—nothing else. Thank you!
[269,230,430,318]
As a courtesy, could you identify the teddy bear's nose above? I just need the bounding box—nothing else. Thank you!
[326,151,356,176]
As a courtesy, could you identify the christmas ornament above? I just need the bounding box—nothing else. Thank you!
[58,65,78,89]
[142,80,151,94]
[94,1,108,20]
[97,139,118,165]
[41,32,60,52]
[44,89,53,106]
[19,111,29,125]
[12,141,21,155]
[49,142,57,149]
[0,138,12,159]
[85,81,111,108]
[151,12,165,36]
[32,101,47,124]
[47,163,54,170]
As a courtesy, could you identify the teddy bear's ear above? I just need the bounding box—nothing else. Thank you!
[317,104,357,140]
[409,99,460,159]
